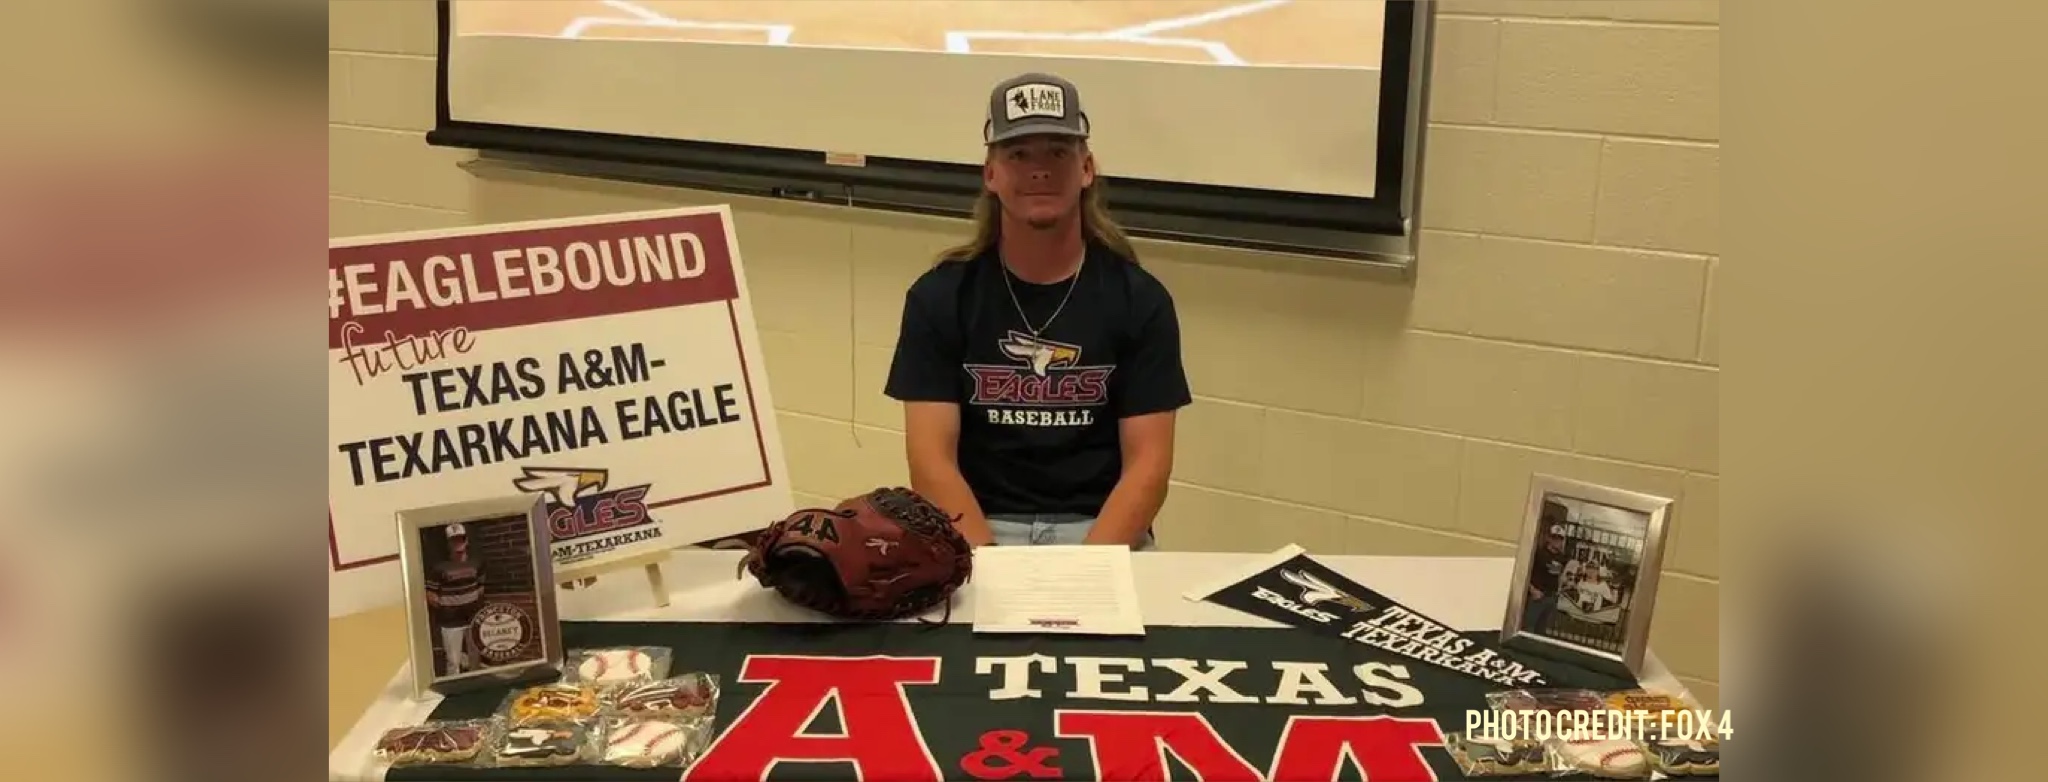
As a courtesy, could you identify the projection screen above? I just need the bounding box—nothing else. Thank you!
[435,1,1425,259]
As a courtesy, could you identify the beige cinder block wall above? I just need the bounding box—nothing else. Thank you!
[331,1,1720,704]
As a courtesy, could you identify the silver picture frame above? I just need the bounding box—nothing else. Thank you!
[398,493,564,700]
[1501,474,1674,679]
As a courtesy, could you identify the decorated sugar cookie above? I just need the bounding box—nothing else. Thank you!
[375,721,488,765]
[1646,737,1721,776]
[1605,689,1691,713]
[1557,737,1650,779]
[1483,689,1650,778]
[581,649,651,681]
[1487,688,1609,713]
[567,646,672,685]
[1445,732,1550,776]
[495,720,590,767]
[507,683,600,722]
[601,717,705,768]
[613,673,719,716]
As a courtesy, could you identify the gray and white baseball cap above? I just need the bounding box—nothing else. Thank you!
[983,73,1091,145]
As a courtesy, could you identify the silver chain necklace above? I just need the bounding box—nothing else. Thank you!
[1001,254,1085,337]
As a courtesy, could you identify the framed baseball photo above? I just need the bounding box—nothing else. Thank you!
[1502,474,1674,679]
[398,493,565,700]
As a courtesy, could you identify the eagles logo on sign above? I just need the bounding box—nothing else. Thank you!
[512,466,655,544]
[1004,83,1066,120]
[513,467,609,506]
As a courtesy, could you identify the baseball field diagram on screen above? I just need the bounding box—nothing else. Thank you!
[458,0,1384,69]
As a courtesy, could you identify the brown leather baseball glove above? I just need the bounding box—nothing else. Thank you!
[740,487,973,622]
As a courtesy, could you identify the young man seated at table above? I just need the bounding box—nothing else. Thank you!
[884,73,1192,549]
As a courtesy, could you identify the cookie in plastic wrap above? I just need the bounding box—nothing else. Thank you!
[608,672,720,718]
[492,719,598,768]
[374,719,491,766]
[1644,736,1720,776]
[1485,689,1647,778]
[500,682,601,723]
[1443,732,1551,776]
[566,646,673,687]
[599,715,714,769]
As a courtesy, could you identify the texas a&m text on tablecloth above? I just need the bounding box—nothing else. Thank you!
[394,618,1646,782]
[682,652,1456,782]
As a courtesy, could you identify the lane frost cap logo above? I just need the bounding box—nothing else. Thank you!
[1005,83,1067,121]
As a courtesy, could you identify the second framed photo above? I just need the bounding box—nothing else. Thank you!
[398,493,564,700]
[1501,474,1675,679]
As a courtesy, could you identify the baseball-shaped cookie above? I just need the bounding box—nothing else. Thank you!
[578,648,654,683]
[603,719,694,768]
[1559,738,1648,779]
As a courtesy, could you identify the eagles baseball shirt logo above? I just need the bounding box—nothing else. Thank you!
[964,331,1113,428]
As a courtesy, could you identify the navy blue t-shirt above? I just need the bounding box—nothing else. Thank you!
[883,242,1192,517]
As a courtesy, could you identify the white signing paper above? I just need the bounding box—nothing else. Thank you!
[971,545,1146,636]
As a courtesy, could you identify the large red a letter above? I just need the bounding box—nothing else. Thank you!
[1268,716,1443,782]
[1054,710,1262,782]
[684,656,943,782]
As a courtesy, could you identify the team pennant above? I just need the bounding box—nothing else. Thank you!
[1186,545,1549,688]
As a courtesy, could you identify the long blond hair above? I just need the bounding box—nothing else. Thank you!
[934,170,1139,265]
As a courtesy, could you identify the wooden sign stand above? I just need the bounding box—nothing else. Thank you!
[557,550,671,607]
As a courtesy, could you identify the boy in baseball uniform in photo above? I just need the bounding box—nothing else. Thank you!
[425,523,485,675]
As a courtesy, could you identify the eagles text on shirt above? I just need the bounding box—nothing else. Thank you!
[964,330,1114,428]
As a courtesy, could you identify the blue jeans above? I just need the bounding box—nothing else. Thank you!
[986,513,1157,550]
[1523,593,1558,633]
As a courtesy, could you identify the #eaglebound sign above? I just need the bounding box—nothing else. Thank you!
[1187,545,1552,688]
[327,206,792,617]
